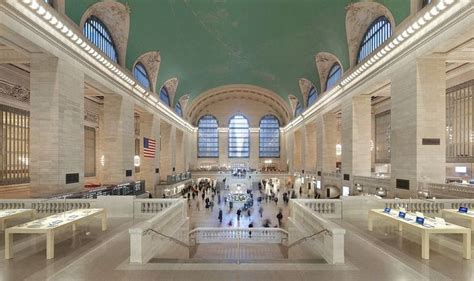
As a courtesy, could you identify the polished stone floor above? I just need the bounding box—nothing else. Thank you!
[1,183,474,280]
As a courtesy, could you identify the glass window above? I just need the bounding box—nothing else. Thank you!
[175,102,183,117]
[259,115,280,158]
[294,102,303,117]
[357,16,392,64]
[229,115,250,158]
[326,63,342,91]
[133,63,151,90]
[307,86,318,107]
[160,87,171,106]
[83,16,119,63]
[198,115,219,158]
[0,105,30,186]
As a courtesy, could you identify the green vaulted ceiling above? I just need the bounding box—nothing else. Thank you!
[66,0,410,105]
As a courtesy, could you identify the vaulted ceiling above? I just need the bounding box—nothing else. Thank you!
[66,0,410,105]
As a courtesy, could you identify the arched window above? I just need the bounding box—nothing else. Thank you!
[326,63,342,91]
[83,16,118,63]
[357,16,392,64]
[159,86,171,106]
[307,86,318,107]
[133,63,151,90]
[259,115,280,158]
[294,102,303,117]
[175,102,183,117]
[229,115,249,158]
[198,115,219,158]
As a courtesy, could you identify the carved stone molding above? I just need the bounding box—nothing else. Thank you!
[298,78,316,107]
[0,80,30,103]
[315,52,343,92]
[134,51,161,92]
[80,2,130,67]
[179,94,190,117]
[288,94,299,115]
[345,2,395,68]
[84,110,99,125]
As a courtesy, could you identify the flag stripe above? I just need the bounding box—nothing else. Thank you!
[143,137,156,158]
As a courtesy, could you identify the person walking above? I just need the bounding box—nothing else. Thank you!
[276,210,283,227]
[258,206,263,218]
[274,196,278,205]
[196,200,200,211]
[210,200,214,212]
[248,221,254,238]
[218,209,223,224]
[237,209,241,221]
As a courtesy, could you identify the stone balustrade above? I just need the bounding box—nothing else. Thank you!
[133,199,178,218]
[189,227,288,244]
[129,199,189,264]
[289,200,345,264]
[419,182,474,199]
[296,199,342,219]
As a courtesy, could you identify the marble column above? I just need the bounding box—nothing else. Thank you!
[316,113,338,173]
[341,95,372,185]
[140,112,160,192]
[100,95,135,184]
[391,57,446,195]
[29,54,84,196]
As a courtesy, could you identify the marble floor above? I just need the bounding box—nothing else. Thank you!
[1,183,474,280]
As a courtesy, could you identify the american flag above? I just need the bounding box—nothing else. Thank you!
[143,137,156,158]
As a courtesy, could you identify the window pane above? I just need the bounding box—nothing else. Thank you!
[83,16,118,63]
[307,86,318,107]
[160,87,171,106]
[326,63,342,91]
[357,17,392,64]
[229,115,249,158]
[133,63,151,90]
[259,115,280,158]
[198,115,219,157]
[295,102,303,117]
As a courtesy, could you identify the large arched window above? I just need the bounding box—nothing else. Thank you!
[357,16,392,64]
[83,16,118,63]
[198,115,219,158]
[133,63,151,90]
[294,102,303,117]
[259,115,280,158]
[307,86,318,107]
[326,63,342,91]
[229,115,249,158]
[175,102,183,117]
[159,86,171,106]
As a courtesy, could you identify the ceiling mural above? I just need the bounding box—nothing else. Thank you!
[66,0,410,106]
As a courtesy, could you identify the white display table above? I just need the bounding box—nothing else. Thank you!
[368,209,471,260]
[5,208,107,260]
[0,209,35,231]
[442,209,474,229]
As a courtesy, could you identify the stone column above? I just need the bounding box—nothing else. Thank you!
[250,129,259,169]
[188,130,198,170]
[159,122,172,181]
[286,132,294,173]
[305,122,317,173]
[219,129,228,167]
[140,112,160,192]
[30,54,84,196]
[341,95,372,185]
[316,113,337,173]
[170,126,177,173]
[100,95,135,184]
[175,129,184,173]
[391,57,446,196]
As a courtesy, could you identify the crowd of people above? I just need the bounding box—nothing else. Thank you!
[185,178,289,229]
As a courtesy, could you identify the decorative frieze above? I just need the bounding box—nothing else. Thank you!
[0,80,30,103]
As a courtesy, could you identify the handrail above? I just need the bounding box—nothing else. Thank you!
[143,228,191,248]
[286,229,330,248]
[188,227,289,235]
